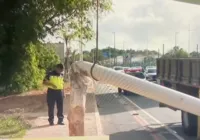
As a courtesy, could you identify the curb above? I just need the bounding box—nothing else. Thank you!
[93,93,103,136]
[87,79,103,135]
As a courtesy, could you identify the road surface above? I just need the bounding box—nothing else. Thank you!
[95,83,197,140]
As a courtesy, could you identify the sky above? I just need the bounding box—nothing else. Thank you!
[47,0,200,53]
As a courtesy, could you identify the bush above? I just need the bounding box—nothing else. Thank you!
[36,43,60,72]
[11,43,45,92]
[0,116,30,138]
[0,42,60,94]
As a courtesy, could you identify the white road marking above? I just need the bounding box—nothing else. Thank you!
[94,97,104,136]
[121,95,184,140]
[106,84,184,140]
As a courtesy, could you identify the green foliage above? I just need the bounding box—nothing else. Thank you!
[83,51,94,62]
[36,43,61,71]
[57,0,112,72]
[0,0,112,95]
[11,43,44,92]
[0,116,30,138]
[0,42,60,94]
[143,56,156,67]
[83,47,159,63]
[0,0,112,52]
[162,46,189,58]
[83,49,105,62]
[190,51,200,58]
[60,0,112,73]
[60,18,94,45]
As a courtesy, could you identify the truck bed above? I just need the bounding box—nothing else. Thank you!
[157,58,200,137]
[157,58,200,88]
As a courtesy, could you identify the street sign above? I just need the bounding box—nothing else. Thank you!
[103,52,111,58]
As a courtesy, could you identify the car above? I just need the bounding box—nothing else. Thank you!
[145,66,156,69]
[128,66,142,73]
[118,72,146,95]
[113,66,125,73]
[145,67,157,81]
[123,67,130,73]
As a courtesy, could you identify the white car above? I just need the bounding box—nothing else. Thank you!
[145,67,157,81]
[123,67,130,70]
[113,66,125,73]
[118,72,146,94]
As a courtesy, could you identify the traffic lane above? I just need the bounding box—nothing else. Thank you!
[96,93,165,140]
[125,94,197,140]
[95,84,180,140]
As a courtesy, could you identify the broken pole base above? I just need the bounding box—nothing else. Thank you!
[68,106,85,136]
[68,63,90,136]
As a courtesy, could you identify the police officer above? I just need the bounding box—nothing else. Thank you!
[43,63,65,125]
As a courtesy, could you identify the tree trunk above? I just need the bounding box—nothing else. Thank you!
[64,57,69,81]
[64,38,70,82]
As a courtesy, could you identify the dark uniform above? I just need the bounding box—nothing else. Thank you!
[44,70,64,124]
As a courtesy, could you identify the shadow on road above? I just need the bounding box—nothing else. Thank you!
[125,94,160,110]
[96,92,158,115]
[96,92,197,140]
[109,123,197,140]
[110,129,154,140]
[31,124,51,130]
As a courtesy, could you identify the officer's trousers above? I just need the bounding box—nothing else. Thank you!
[47,89,64,123]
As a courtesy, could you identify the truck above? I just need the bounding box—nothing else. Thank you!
[157,58,200,137]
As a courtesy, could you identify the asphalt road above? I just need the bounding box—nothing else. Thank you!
[95,83,197,140]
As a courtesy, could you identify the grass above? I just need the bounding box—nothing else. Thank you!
[0,116,30,138]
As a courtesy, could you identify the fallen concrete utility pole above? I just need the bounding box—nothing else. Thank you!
[73,61,200,117]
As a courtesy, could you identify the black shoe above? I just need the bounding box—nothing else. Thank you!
[57,122,65,125]
[49,122,54,126]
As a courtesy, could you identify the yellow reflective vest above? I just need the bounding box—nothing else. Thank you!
[49,76,64,90]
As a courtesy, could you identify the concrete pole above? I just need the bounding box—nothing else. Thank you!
[113,32,116,65]
[95,0,99,62]
[74,61,200,117]
[68,64,89,136]
[163,44,165,56]
[188,24,191,53]
[175,32,179,47]
[123,41,125,65]
[68,0,99,136]
[80,18,83,61]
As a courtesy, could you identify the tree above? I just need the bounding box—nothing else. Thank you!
[60,21,94,80]
[190,51,199,58]
[57,0,112,80]
[2,42,60,94]
[162,46,189,58]
[0,0,112,93]
[143,56,156,67]
[83,51,93,62]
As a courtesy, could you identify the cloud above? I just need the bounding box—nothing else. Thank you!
[126,0,183,43]
[84,0,200,52]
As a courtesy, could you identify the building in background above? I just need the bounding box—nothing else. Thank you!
[116,56,123,65]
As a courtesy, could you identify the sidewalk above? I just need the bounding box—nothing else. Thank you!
[24,93,102,138]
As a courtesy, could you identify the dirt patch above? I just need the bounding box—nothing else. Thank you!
[0,84,71,119]
[0,83,98,137]
[0,92,47,113]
